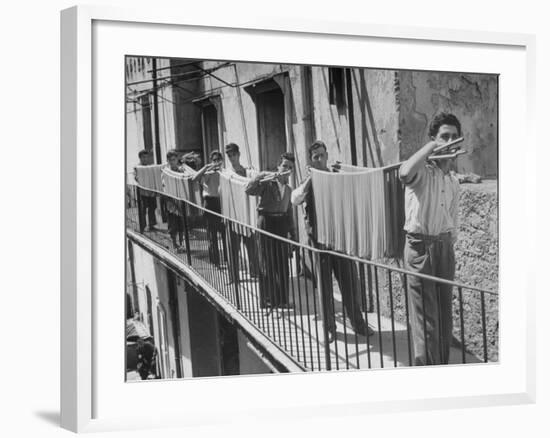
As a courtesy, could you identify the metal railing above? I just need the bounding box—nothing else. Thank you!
[126,183,498,371]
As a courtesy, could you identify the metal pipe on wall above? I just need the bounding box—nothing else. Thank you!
[151,59,162,164]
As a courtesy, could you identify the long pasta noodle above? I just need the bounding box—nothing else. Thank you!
[311,165,390,260]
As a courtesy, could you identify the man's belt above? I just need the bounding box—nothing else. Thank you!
[258,212,286,217]
[406,231,452,242]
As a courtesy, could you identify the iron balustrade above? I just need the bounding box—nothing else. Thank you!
[126,183,498,371]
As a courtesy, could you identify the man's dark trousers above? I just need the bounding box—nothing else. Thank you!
[404,232,455,366]
[257,214,291,308]
[137,189,157,232]
[316,245,367,336]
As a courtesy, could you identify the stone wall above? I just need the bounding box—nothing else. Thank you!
[454,181,499,361]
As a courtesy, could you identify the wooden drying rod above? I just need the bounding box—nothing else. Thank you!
[260,170,291,182]
[432,137,464,154]
[428,150,467,161]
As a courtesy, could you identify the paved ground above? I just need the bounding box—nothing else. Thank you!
[127,209,479,376]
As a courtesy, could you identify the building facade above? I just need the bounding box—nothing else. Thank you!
[126,57,498,178]
[127,238,280,379]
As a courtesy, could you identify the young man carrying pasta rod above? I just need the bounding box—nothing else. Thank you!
[399,112,463,366]
[291,141,373,342]
[245,152,297,317]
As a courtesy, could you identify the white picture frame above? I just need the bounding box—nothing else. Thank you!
[60,5,536,433]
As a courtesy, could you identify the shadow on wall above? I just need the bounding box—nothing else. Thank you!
[320,68,343,155]
[354,69,384,167]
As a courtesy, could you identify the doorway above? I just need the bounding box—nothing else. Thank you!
[255,87,287,170]
[201,102,220,159]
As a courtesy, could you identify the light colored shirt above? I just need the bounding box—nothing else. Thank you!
[201,171,220,197]
[403,163,460,240]
[291,176,311,206]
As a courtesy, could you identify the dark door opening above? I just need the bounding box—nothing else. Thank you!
[201,103,220,160]
[256,87,287,170]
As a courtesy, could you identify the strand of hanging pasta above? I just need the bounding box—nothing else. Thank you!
[311,165,387,260]
[338,162,405,259]
[161,166,203,209]
[219,169,258,232]
[134,164,164,193]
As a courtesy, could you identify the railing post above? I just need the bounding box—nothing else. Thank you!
[231,221,241,310]
[313,250,331,371]
[180,201,192,266]
[480,291,488,362]
[458,287,466,364]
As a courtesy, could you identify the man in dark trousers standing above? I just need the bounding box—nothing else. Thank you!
[245,152,297,316]
[224,143,259,282]
[134,149,158,233]
[291,141,372,342]
[398,112,462,366]
[192,150,226,266]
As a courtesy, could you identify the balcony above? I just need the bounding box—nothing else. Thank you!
[126,183,498,372]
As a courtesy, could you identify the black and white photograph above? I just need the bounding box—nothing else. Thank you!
[3,0,548,434]
[125,56,499,380]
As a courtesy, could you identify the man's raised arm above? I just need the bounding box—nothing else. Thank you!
[399,141,438,184]
[291,175,312,205]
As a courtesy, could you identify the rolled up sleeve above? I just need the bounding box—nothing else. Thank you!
[291,178,310,205]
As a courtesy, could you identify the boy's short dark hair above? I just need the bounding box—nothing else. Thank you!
[224,143,240,154]
[278,151,295,165]
[428,112,462,138]
[308,140,327,159]
[138,149,149,159]
[210,150,223,161]
[166,149,179,161]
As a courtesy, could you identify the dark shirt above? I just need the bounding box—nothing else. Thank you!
[245,173,296,237]
[304,184,316,241]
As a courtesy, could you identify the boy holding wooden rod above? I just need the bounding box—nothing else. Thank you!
[192,150,226,266]
[245,152,297,315]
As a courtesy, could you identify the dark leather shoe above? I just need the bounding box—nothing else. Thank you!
[353,323,375,337]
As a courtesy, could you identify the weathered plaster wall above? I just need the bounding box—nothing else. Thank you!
[126,57,176,173]
[398,71,498,178]
[200,61,307,171]
[311,67,352,165]
[310,68,400,168]
[350,69,401,167]
[129,241,181,377]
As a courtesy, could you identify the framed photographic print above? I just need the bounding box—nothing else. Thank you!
[61,5,536,433]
